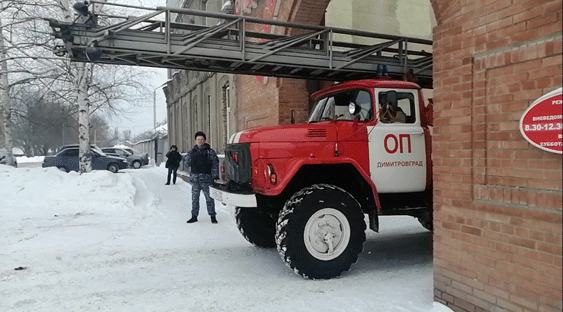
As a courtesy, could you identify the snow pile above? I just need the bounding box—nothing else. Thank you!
[0,165,137,215]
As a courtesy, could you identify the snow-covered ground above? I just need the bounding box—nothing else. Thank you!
[0,163,452,312]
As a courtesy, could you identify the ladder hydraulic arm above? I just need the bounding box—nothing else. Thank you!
[47,1,433,88]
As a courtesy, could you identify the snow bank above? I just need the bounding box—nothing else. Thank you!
[0,165,137,216]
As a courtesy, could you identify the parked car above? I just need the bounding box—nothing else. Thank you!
[42,147,128,173]
[101,147,146,169]
[55,144,105,154]
[119,147,149,166]
[0,148,17,167]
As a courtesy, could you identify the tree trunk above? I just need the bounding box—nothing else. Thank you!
[77,62,92,173]
[0,15,16,166]
[59,0,93,173]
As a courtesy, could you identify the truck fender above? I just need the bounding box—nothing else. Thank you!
[284,157,382,212]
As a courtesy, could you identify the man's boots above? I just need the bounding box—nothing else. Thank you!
[211,216,218,224]
[187,216,198,223]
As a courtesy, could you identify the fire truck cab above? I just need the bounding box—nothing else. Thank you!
[211,78,433,279]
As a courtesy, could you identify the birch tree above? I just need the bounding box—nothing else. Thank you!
[56,0,94,173]
[1,0,153,171]
[1,1,67,166]
[0,0,90,170]
[0,4,15,166]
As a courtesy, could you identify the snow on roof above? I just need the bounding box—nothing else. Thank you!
[155,123,168,135]
[113,144,132,149]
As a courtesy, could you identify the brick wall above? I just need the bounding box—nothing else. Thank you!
[235,0,331,129]
[236,75,279,129]
[277,78,310,125]
[431,0,562,311]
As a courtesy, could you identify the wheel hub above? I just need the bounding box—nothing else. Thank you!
[304,208,351,261]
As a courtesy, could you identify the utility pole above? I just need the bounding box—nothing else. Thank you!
[153,81,168,165]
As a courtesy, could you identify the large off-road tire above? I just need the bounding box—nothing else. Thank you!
[275,184,366,279]
[235,207,277,248]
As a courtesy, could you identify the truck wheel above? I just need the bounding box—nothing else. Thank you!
[132,160,142,169]
[275,184,366,279]
[235,207,277,248]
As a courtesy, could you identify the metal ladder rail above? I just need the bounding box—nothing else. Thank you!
[47,2,433,87]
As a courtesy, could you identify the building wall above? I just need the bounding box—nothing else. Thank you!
[259,0,331,127]
[165,70,233,154]
[164,0,234,154]
[236,75,278,129]
[429,1,562,312]
[325,0,435,44]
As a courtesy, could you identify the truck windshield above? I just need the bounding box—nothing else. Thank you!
[308,90,372,123]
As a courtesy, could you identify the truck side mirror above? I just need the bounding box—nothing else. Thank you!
[348,102,360,115]
[386,91,398,109]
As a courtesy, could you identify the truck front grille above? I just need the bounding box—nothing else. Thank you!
[224,143,252,191]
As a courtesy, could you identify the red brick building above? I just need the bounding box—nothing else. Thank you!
[430,1,562,312]
[235,1,562,312]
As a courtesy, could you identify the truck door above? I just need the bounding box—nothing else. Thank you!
[367,89,427,193]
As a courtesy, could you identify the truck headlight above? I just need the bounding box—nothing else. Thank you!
[265,164,277,184]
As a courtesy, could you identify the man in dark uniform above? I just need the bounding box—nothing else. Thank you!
[184,131,219,224]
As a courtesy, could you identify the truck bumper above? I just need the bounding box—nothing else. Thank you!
[210,183,257,207]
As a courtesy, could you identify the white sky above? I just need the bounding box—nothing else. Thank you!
[106,1,170,136]
[108,68,169,136]
[1,161,454,312]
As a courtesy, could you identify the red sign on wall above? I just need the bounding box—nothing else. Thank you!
[519,88,562,154]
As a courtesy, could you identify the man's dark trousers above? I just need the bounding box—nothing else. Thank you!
[190,173,215,217]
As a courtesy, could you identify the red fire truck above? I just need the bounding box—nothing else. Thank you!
[211,78,433,279]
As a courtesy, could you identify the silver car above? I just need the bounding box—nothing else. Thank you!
[101,147,146,169]
[121,147,149,166]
